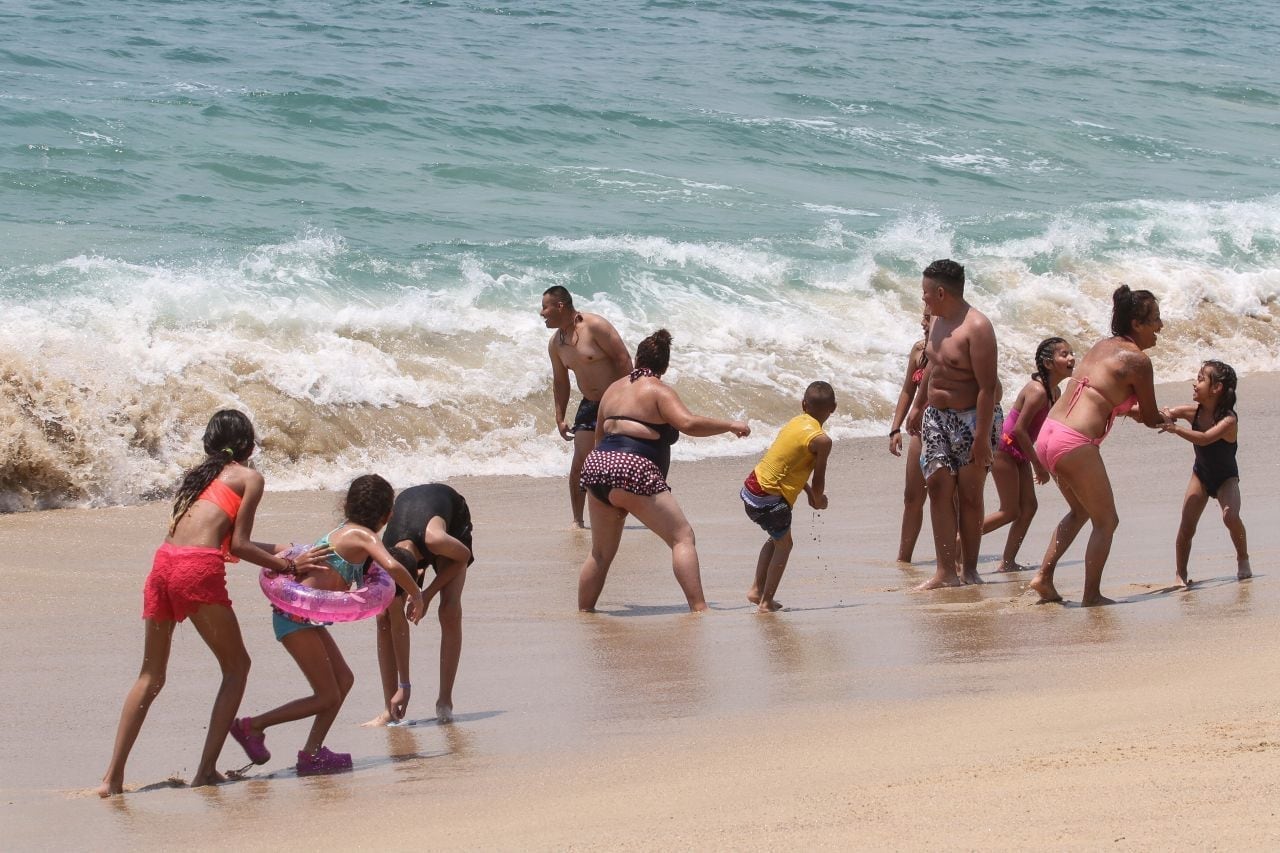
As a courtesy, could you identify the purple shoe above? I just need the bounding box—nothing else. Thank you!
[296,746,353,777]
[228,717,270,765]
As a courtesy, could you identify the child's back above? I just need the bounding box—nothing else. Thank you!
[753,412,826,505]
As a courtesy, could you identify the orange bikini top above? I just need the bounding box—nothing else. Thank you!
[198,478,243,562]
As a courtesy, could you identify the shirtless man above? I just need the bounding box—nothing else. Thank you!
[542,286,633,528]
[906,259,999,589]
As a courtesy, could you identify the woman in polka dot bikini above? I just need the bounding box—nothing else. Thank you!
[577,329,751,612]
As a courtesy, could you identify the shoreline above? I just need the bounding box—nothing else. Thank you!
[3,375,1277,849]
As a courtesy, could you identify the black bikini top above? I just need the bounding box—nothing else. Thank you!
[603,415,680,446]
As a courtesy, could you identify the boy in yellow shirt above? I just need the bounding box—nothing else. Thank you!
[741,381,836,612]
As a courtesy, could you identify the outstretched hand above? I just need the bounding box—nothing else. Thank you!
[728,420,751,438]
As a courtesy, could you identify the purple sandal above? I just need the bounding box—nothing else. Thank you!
[228,716,270,764]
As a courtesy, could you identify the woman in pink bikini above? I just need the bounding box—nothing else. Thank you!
[1029,286,1170,606]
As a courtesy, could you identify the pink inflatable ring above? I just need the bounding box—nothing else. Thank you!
[260,544,395,623]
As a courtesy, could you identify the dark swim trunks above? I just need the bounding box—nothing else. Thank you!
[572,398,600,433]
[920,404,1003,479]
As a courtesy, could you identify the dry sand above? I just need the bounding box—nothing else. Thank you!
[3,376,1278,850]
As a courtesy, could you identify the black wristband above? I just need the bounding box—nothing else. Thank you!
[889,428,901,437]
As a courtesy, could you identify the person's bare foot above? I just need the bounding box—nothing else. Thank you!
[1081,594,1116,607]
[995,560,1026,573]
[361,711,393,728]
[756,600,783,613]
[436,703,454,725]
[571,520,586,530]
[1029,573,1062,603]
[97,777,123,798]
[1175,569,1193,590]
[961,569,984,585]
[189,770,226,788]
[747,589,762,605]
[916,573,964,591]
[1238,559,1252,580]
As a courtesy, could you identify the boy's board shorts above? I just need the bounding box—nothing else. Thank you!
[740,471,792,540]
[142,543,231,622]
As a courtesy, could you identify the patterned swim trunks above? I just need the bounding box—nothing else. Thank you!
[919,404,1003,479]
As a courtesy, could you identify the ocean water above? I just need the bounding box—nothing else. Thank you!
[2,0,1278,510]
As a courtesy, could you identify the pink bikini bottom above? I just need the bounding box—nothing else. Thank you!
[1035,418,1102,476]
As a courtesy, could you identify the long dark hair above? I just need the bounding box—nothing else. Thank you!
[1202,360,1238,424]
[344,474,395,530]
[170,410,255,534]
[1032,337,1067,404]
[1110,285,1159,337]
[635,329,672,376]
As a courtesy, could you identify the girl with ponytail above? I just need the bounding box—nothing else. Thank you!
[99,410,329,797]
[979,337,1075,572]
[1159,360,1250,586]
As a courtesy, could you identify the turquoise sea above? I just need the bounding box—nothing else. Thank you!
[2,0,1278,509]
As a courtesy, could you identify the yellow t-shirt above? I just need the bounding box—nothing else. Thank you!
[752,413,825,506]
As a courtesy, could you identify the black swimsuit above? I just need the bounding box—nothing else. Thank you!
[1191,406,1239,498]
[382,484,474,595]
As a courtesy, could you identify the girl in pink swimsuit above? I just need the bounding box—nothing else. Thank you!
[1028,285,1171,607]
[979,337,1074,572]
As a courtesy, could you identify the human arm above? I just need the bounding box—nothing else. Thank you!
[655,386,750,437]
[549,337,573,441]
[1127,354,1170,429]
[228,470,329,574]
[589,315,634,377]
[805,433,832,509]
[423,516,471,563]
[1156,403,1197,424]
[1013,384,1051,484]
[1162,413,1237,445]
[969,321,1000,469]
[360,534,426,624]
[906,361,932,436]
[890,342,924,455]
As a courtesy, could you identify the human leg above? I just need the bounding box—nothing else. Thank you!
[614,489,707,612]
[897,435,926,562]
[1030,469,1091,603]
[568,430,594,528]
[1050,447,1119,606]
[578,492,627,611]
[366,603,411,726]
[1174,476,1209,588]
[998,461,1038,571]
[244,627,348,755]
[98,618,177,797]
[980,451,1020,538]
[1215,478,1250,579]
[756,530,794,612]
[918,470,963,589]
[434,560,468,722]
[187,604,252,787]
[748,538,774,604]
[956,461,988,584]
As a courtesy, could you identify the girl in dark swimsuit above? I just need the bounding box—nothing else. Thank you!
[1160,360,1250,587]
[577,329,750,612]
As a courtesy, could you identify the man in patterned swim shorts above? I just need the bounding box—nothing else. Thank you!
[906,259,1000,590]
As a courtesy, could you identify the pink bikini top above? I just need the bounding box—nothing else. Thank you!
[1063,376,1137,439]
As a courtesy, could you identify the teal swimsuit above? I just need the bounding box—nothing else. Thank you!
[272,526,369,642]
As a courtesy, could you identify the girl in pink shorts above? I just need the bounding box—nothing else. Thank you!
[98,410,328,797]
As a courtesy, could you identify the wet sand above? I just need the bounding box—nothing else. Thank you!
[3,376,1278,850]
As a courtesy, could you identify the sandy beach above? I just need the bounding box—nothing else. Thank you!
[3,375,1278,850]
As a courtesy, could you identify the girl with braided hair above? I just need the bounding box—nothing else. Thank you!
[99,410,330,797]
[1159,360,1250,587]
[979,338,1075,572]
